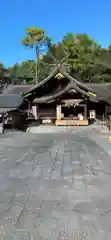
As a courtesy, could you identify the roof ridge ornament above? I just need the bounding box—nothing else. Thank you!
[55,72,64,80]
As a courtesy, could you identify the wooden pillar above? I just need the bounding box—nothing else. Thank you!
[28,100,31,109]
[84,98,88,119]
[28,100,31,117]
[84,104,87,119]
[36,104,39,119]
[56,105,61,120]
[105,105,107,120]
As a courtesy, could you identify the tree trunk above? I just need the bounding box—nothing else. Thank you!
[35,46,39,84]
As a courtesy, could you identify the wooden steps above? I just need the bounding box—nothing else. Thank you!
[55,119,88,126]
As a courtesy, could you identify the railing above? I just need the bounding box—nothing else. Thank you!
[106,120,111,131]
[94,118,106,125]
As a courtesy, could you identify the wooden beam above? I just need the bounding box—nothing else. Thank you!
[84,98,88,119]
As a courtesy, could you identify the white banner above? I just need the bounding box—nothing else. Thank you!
[0,123,3,134]
[90,110,96,119]
[32,106,37,119]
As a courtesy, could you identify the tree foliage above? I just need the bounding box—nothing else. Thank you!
[43,33,111,83]
[21,27,51,83]
[0,63,10,84]
[1,30,111,84]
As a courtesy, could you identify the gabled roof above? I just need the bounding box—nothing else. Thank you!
[32,82,93,103]
[23,66,95,97]
[1,66,111,106]
[23,65,111,105]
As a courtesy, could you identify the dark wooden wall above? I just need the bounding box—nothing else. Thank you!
[37,104,56,119]
[88,101,106,119]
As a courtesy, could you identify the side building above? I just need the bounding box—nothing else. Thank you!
[0,85,32,130]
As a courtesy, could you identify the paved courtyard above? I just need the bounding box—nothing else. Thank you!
[0,127,111,239]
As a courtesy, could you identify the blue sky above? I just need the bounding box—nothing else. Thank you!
[1,0,111,67]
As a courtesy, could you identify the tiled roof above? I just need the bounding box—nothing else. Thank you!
[0,94,24,108]
[3,84,33,94]
[86,83,111,104]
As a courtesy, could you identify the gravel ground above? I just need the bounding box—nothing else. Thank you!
[0,127,111,239]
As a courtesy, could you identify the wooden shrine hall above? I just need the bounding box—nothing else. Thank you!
[0,64,111,129]
[23,65,106,126]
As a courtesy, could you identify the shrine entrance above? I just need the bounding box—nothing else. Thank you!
[61,105,84,119]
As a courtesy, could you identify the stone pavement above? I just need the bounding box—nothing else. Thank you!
[0,130,111,239]
[90,131,111,157]
[27,125,71,133]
